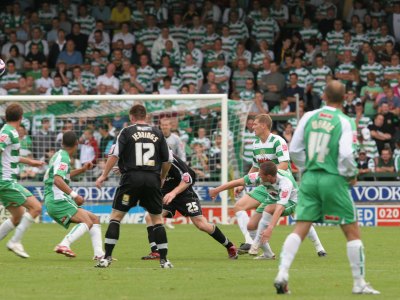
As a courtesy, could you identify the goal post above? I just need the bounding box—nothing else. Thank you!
[1,94,251,224]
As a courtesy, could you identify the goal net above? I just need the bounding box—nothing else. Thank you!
[0,94,252,224]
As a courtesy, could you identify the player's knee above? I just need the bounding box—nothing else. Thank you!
[29,199,42,218]
[193,219,209,232]
[90,213,100,224]
[10,214,23,226]
[247,222,257,231]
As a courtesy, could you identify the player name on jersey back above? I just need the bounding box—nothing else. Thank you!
[132,130,159,142]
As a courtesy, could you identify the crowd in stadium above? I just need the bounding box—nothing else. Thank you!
[0,0,399,181]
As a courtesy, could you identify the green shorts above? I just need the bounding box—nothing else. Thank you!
[296,171,357,225]
[249,186,296,215]
[45,197,78,229]
[0,181,33,207]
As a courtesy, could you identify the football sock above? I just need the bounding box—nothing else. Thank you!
[347,239,367,287]
[0,218,15,241]
[254,211,272,244]
[104,219,120,258]
[307,226,325,252]
[10,212,34,243]
[261,242,275,257]
[235,210,253,244]
[209,225,233,248]
[89,224,104,257]
[146,225,158,252]
[153,224,168,260]
[278,233,302,279]
[59,223,89,247]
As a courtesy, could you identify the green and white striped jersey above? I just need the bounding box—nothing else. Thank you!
[187,26,206,48]
[231,50,252,66]
[159,76,182,90]
[201,33,220,48]
[299,27,322,42]
[67,79,91,94]
[81,71,97,91]
[252,133,290,169]
[311,66,332,96]
[337,43,359,57]
[44,149,71,201]
[352,115,372,133]
[290,107,358,177]
[242,129,257,163]
[352,33,369,48]
[366,29,380,41]
[335,62,356,84]
[360,62,384,83]
[384,64,400,87]
[326,30,344,52]
[0,124,20,181]
[131,10,145,25]
[228,21,249,42]
[181,48,203,68]
[137,27,161,51]
[137,65,156,93]
[290,67,312,89]
[0,72,22,94]
[169,25,188,51]
[252,17,279,44]
[179,65,203,88]
[74,15,95,36]
[211,65,231,92]
[360,139,379,159]
[244,169,298,204]
[239,90,255,101]
[221,36,237,56]
[155,48,181,66]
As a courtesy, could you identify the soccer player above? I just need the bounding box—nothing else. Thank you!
[142,153,238,260]
[0,104,43,258]
[274,81,380,295]
[210,161,325,259]
[95,104,172,268]
[43,131,104,259]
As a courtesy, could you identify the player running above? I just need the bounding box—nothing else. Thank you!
[95,104,172,268]
[141,153,238,260]
[210,161,325,259]
[43,131,104,259]
[274,80,380,295]
[0,104,43,258]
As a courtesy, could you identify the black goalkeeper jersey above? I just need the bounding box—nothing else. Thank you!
[110,123,170,174]
[162,154,196,195]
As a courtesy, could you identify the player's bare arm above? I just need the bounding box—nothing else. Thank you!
[96,155,118,188]
[209,178,246,200]
[163,180,191,205]
[277,161,289,170]
[261,204,285,244]
[19,156,45,167]
[70,162,94,177]
[54,175,84,206]
[160,161,172,187]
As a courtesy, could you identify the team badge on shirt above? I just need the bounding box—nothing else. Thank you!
[122,194,130,205]
[58,163,68,171]
[182,172,192,184]
[0,134,8,142]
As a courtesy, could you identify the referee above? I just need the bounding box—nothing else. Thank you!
[95,104,173,268]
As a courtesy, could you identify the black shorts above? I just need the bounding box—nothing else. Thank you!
[163,189,202,218]
[113,171,163,215]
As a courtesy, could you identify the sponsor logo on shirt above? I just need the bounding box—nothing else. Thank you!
[281,190,289,198]
[0,134,8,142]
[282,144,288,152]
[58,163,68,171]
[122,194,130,205]
[182,172,191,184]
[319,112,333,119]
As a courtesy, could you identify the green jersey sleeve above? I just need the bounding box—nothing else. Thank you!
[0,131,11,151]
[243,172,261,186]
[53,153,70,179]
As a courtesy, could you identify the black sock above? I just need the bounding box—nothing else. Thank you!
[153,224,168,260]
[146,225,158,252]
[104,220,120,258]
[209,225,233,249]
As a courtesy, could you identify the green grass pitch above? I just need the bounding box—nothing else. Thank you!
[0,224,398,300]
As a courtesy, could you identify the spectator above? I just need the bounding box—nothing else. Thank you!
[57,39,83,69]
[58,10,72,34]
[79,129,100,164]
[33,118,56,159]
[131,0,146,29]
[136,15,161,52]
[282,122,294,145]
[357,149,375,178]
[353,102,372,135]
[360,52,384,84]
[26,60,42,80]
[48,29,67,69]
[91,0,111,23]
[160,118,186,162]
[158,76,178,95]
[4,45,25,71]
[211,54,231,93]
[252,6,279,45]
[388,3,400,44]
[0,60,21,94]
[191,107,216,136]
[315,39,337,70]
[201,0,221,24]
[25,27,49,57]
[232,58,253,93]
[75,4,95,36]
[383,54,400,87]
[187,15,206,49]
[46,17,61,46]
[231,42,252,68]
[201,21,220,52]
[98,125,114,158]
[368,113,393,153]
[151,26,179,63]
[1,31,24,58]
[220,25,237,59]
[180,54,203,92]
[311,54,332,109]
[24,43,47,69]
[190,142,209,181]
[66,22,88,58]
[343,89,362,117]
[208,134,222,181]
[252,40,274,70]
[181,39,203,68]
[239,78,255,101]
[96,63,120,94]
[137,54,156,93]
[376,148,395,173]
[112,22,135,59]
[359,128,379,165]
[45,74,68,95]
[378,86,400,115]
[148,0,168,25]
[360,72,383,118]
[191,127,211,151]
[15,76,37,95]
[258,61,285,108]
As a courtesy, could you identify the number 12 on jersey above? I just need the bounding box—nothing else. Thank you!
[308,132,330,163]
[135,142,155,166]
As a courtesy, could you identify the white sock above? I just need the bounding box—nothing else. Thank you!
[278,233,302,280]
[347,239,366,287]
[261,242,275,257]
[235,211,253,244]
[60,223,89,247]
[89,224,104,257]
[249,230,257,240]
[254,211,272,245]
[0,218,15,240]
[10,213,34,243]
[307,226,325,252]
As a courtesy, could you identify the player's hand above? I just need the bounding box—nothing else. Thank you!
[261,226,273,244]
[208,188,219,200]
[30,160,45,167]
[234,186,245,197]
[96,175,106,188]
[349,178,357,186]
[74,195,85,206]
[83,162,94,171]
[163,192,176,205]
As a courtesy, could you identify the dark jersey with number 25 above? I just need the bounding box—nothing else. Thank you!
[110,124,170,174]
